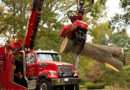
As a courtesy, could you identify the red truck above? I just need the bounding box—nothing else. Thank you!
[0,49,80,90]
[0,0,80,90]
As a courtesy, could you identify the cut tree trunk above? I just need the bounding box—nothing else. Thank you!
[60,38,123,71]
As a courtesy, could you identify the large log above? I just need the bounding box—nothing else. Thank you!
[60,38,123,71]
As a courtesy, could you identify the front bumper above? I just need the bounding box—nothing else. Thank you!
[52,78,81,86]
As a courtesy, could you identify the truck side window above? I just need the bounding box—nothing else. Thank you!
[26,54,35,64]
[30,54,35,63]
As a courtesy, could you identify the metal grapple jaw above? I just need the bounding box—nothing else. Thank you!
[60,20,88,55]
[60,20,88,40]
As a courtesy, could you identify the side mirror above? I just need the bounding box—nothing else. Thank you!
[26,54,31,64]
[26,54,35,64]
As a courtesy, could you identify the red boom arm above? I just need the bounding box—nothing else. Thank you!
[24,0,44,50]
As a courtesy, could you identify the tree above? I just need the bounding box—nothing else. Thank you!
[99,65,130,89]
[79,59,104,82]
[110,0,129,32]
[0,0,74,43]
[125,49,130,65]
[89,22,111,44]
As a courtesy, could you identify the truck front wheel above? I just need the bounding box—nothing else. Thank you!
[36,79,53,90]
[75,84,79,90]
[65,84,79,90]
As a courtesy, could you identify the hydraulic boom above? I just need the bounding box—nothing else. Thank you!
[24,0,44,50]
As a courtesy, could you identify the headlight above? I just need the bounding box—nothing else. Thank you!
[49,71,56,77]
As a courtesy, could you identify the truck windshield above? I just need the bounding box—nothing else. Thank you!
[37,53,60,62]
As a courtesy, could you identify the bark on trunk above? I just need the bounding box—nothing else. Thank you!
[60,38,123,71]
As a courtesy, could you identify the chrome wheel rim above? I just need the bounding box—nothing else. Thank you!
[40,83,47,90]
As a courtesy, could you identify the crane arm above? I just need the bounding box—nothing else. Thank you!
[24,0,44,50]
[77,0,85,15]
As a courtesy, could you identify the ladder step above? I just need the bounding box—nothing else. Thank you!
[28,80,37,90]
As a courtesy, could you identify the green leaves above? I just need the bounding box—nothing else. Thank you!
[111,0,130,31]
[120,0,130,9]
[108,30,130,48]
[89,22,111,44]
[100,65,130,85]
[0,0,74,42]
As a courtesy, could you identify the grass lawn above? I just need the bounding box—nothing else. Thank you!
[80,86,130,90]
[80,87,87,90]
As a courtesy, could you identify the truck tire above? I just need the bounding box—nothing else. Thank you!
[65,84,79,90]
[65,85,74,90]
[36,79,53,90]
[75,84,79,90]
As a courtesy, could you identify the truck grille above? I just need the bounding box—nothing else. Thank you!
[58,65,73,78]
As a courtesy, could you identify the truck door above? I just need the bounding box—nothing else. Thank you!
[26,53,38,77]
[13,52,27,88]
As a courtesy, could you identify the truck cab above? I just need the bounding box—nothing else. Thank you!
[27,50,74,79]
